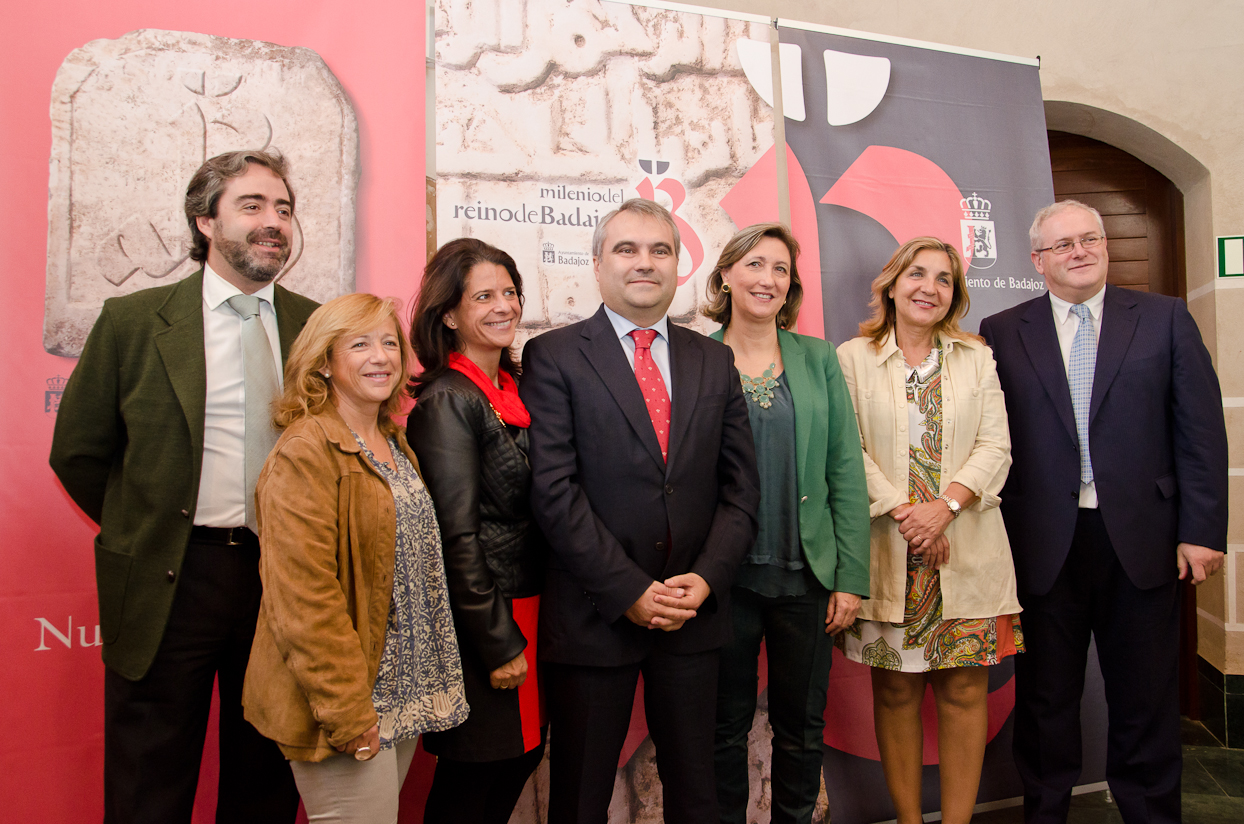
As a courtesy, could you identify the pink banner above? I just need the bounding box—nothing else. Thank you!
[0,3,427,820]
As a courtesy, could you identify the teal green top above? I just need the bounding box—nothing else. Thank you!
[711,327,871,597]
[734,373,809,597]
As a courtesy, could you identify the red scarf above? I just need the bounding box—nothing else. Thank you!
[448,352,531,428]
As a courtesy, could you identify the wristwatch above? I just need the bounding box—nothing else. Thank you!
[938,494,962,518]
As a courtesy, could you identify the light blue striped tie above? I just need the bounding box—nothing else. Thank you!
[1069,304,1096,485]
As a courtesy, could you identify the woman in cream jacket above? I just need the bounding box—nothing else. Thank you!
[837,237,1021,824]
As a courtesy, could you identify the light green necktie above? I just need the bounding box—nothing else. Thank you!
[226,294,280,533]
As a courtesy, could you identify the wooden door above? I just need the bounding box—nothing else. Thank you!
[1048,131,1186,298]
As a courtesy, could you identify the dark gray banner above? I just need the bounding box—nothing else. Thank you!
[779,26,1053,344]
[771,24,1109,824]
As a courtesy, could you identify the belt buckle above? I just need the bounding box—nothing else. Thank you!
[224,527,245,546]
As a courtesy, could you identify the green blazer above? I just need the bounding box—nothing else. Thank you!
[49,270,319,680]
[712,327,870,596]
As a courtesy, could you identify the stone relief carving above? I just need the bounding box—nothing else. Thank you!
[45,29,359,356]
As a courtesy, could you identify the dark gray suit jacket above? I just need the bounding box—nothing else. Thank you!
[521,306,760,666]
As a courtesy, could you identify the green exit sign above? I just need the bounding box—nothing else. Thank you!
[1220,236,1244,278]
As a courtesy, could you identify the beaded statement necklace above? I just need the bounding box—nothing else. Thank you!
[726,333,782,409]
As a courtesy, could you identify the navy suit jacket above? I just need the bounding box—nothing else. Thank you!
[521,306,760,666]
[979,285,1227,595]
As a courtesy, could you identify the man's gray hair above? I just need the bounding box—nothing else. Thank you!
[592,198,681,260]
[1029,199,1106,252]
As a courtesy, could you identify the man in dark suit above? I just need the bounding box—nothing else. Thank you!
[50,150,318,824]
[979,200,1227,824]
[521,198,760,824]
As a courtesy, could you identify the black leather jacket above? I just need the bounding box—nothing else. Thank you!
[408,371,546,672]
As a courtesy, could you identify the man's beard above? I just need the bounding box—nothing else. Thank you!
[214,227,290,284]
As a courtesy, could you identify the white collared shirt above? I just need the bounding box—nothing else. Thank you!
[1048,285,1106,508]
[195,265,283,527]
[601,304,673,393]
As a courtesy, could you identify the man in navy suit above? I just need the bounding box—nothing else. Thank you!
[979,200,1227,824]
[521,198,760,824]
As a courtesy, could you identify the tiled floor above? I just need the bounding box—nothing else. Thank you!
[972,719,1244,823]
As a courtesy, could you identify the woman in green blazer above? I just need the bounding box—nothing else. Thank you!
[707,223,871,824]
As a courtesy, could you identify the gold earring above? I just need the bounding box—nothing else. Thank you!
[444,315,456,329]
[722,282,731,293]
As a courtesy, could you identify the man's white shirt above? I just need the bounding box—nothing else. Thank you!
[195,265,283,527]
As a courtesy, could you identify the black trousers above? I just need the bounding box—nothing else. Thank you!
[715,586,834,824]
[545,649,720,824]
[423,743,546,824]
[1012,509,1182,824]
[103,533,298,824]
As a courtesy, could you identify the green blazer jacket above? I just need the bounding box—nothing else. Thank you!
[49,269,319,680]
[711,327,870,596]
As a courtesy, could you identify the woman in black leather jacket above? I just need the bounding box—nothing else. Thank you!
[407,238,547,824]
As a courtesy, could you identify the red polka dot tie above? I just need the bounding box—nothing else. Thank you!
[630,329,670,462]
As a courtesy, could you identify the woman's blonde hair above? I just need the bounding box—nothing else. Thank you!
[857,237,979,349]
[702,223,803,330]
[274,293,414,436]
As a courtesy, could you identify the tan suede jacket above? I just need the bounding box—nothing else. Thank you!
[838,332,1021,623]
[242,407,418,762]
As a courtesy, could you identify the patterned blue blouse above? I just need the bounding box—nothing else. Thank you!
[354,433,469,749]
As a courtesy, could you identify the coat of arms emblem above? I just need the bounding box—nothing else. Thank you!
[960,192,998,270]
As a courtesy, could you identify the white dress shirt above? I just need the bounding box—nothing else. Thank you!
[601,304,673,392]
[1049,285,1105,509]
[195,265,283,527]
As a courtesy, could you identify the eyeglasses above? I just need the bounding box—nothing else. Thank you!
[1036,235,1105,255]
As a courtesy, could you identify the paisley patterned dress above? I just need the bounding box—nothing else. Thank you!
[842,346,1023,672]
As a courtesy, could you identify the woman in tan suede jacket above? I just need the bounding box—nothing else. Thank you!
[243,293,467,823]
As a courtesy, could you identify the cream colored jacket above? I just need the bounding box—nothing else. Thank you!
[837,331,1021,623]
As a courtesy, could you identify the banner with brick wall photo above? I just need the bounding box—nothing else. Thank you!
[435,4,776,822]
